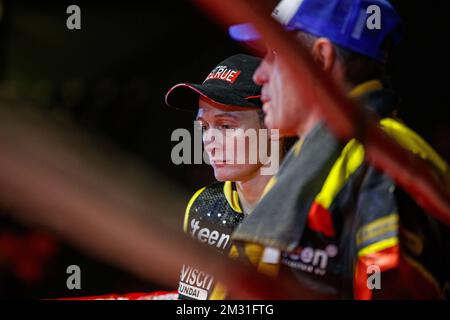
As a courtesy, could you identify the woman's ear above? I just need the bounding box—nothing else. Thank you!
[311,37,336,73]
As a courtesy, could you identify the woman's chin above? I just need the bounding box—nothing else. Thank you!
[213,164,261,182]
[213,166,238,182]
[213,171,233,182]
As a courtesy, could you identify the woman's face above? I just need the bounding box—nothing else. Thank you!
[197,97,268,182]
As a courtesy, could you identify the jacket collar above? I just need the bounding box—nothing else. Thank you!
[349,79,400,118]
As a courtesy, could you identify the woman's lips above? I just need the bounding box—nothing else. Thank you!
[211,160,229,165]
[213,163,226,168]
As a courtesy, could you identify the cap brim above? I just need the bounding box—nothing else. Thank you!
[165,83,261,112]
[229,23,295,42]
[229,23,262,42]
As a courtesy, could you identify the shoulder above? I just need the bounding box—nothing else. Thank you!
[379,118,448,174]
[183,182,226,232]
[335,117,448,179]
[183,181,244,253]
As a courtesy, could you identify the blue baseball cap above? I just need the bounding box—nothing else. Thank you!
[229,0,402,62]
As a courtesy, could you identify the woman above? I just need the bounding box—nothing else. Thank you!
[165,54,294,299]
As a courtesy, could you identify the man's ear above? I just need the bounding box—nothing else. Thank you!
[311,38,336,73]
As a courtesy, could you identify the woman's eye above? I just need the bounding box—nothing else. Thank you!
[219,124,234,130]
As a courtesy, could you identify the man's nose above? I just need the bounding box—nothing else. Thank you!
[253,61,269,85]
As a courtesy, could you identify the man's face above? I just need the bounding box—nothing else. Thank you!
[197,98,268,182]
[253,50,308,136]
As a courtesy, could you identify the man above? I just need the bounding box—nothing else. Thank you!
[228,0,450,299]
[165,54,291,299]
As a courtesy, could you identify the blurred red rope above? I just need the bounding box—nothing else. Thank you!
[0,107,308,299]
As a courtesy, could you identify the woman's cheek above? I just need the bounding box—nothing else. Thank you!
[221,132,234,163]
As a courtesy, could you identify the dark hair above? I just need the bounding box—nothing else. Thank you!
[333,45,387,85]
[296,31,387,85]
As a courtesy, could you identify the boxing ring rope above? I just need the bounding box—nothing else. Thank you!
[194,0,450,226]
[0,106,312,299]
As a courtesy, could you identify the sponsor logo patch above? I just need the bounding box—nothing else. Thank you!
[282,244,338,276]
[190,218,231,251]
[204,66,241,84]
[179,264,214,300]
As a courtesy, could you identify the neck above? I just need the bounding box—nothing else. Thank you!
[235,170,272,215]
[297,110,321,137]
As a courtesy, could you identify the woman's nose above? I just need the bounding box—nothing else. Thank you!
[203,129,218,152]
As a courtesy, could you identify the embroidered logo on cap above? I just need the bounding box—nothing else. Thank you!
[204,65,241,84]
